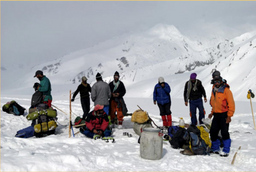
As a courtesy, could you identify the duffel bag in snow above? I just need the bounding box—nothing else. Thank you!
[27,109,57,120]
[2,100,26,116]
[15,126,35,138]
[131,109,149,124]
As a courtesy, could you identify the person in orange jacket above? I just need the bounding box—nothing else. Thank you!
[208,71,235,157]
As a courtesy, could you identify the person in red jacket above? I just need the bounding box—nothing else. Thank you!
[80,104,111,139]
[208,72,235,157]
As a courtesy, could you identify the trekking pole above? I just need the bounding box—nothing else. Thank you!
[69,90,72,137]
[231,146,241,165]
[137,105,161,129]
[52,104,68,115]
[247,90,256,130]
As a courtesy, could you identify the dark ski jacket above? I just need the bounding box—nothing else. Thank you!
[109,80,128,115]
[31,90,43,108]
[109,80,126,100]
[72,83,91,99]
[85,111,109,132]
[153,82,171,105]
[184,79,206,102]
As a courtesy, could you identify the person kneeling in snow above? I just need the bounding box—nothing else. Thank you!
[80,104,111,139]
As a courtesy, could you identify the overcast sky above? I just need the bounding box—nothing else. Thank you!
[2,1,256,68]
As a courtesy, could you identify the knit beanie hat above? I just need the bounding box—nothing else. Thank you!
[96,73,102,79]
[114,71,119,77]
[212,70,221,80]
[190,73,197,80]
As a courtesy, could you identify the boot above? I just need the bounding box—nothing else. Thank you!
[161,115,168,127]
[222,139,231,154]
[211,139,220,153]
[167,114,172,127]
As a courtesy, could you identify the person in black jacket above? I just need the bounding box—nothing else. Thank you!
[71,76,91,119]
[184,73,207,125]
[31,82,43,108]
[109,71,127,128]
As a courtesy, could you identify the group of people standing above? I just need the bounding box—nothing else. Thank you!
[72,71,127,132]
[33,69,235,156]
[153,70,235,156]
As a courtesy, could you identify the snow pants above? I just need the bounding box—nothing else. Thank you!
[157,102,172,127]
[189,98,205,125]
[81,97,90,119]
[210,112,231,153]
[110,99,124,122]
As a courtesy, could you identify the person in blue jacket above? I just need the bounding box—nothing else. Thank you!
[153,77,172,128]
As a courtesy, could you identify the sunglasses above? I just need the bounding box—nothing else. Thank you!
[214,80,221,84]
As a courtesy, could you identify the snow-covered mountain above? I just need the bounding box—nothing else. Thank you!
[2,24,256,101]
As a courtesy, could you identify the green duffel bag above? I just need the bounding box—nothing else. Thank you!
[27,111,40,120]
[46,109,57,118]
[27,109,57,120]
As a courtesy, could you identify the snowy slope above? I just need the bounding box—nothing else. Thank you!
[2,24,256,101]
[1,24,256,171]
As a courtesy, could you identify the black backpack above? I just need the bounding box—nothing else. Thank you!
[169,126,188,149]
[32,110,57,138]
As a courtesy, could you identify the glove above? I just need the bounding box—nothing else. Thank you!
[108,116,112,125]
[71,98,74,102]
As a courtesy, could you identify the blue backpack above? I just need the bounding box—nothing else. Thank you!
[183,125,211,155]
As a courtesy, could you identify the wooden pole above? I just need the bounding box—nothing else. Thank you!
[52,104,68,115]
[231,146,241,165]
[69,90,72,138]
[249,97,256,130]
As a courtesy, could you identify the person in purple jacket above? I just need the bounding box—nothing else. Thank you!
[153,77,172,128]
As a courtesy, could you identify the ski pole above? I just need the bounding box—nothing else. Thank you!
[69,90,72,137]
[247,90,256,130]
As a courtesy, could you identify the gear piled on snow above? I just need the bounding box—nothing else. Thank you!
[2,100,26,116]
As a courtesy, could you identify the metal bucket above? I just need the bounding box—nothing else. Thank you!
[140,128,163,160]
